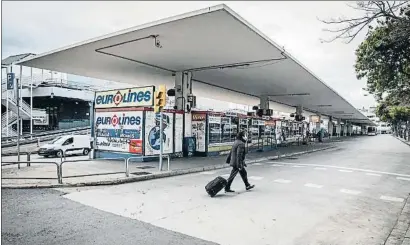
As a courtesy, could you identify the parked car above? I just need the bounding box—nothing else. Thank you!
[38,135,92,158]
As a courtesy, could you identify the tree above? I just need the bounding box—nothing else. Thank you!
[354,17,410,103]
[320,2,410,103]
[321,2,410,139]
[320,1,409,44]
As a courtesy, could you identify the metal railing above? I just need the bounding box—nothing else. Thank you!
[2,126,90,145]
[1,111,17,125]
[126,155,171,175]
[1,161,62,184]
[2,150,172,185]
[59,157,127,183]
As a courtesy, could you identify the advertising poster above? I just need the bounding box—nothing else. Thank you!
[94,111,143,154]
[191,113,206,152]
[33,115,49,126]
[144,111,174,156]
[174,113,183,153]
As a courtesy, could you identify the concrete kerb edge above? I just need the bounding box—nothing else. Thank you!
[393,136,410,147]
[384,193,410,245]
[1,145,336,189]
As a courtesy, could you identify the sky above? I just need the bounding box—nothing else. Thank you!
[1,1,376,109]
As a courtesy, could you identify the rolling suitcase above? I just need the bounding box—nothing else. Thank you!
[205,176,228,197]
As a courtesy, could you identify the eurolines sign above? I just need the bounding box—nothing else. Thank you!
[94,86,154,109]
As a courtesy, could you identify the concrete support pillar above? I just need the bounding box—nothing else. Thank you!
[337,118,341,137]
[361,125,366,135]
[315,115,321,132]
[174,71,192,111]
[296,105,303,116]
[343,122,348,136]
[328,117,333,138]
[260,95,270,110]
[174,71,193,138]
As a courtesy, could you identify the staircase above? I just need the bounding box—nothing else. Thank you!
[1,74,46,137]
[1,111,18,137]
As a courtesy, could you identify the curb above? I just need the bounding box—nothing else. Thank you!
[384,194,410,245]
[2,145,336,189]
[394,136,410,147]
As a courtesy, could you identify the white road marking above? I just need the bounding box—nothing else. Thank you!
[397,177,410,181]
[249,176,264,181]
[304,183,323,188]
[252,163,263,166]
[274,179,292,184]
[366,173,381,177]
[314,167,327,170]
[380,196,404,203]
[220,174,230,178]
[340,189,361,195]
[201,171,217,175]
[271,164,285,167]
[339,170,353,173]
[292,165,305,168]
[268,162,410,178]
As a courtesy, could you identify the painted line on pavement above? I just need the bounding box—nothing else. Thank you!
[271,164,285,167]
[201,171,217,175]
[269,162,410,178]
[340,189,361,195]
[380,195,404,203]
[274,179,292,184]
[339,170,353,173]
[292,165,305,168]
[253,163,263,166]
[314,167,327,170]
[304,183,323,188]
[397,177,410,181]
[249,176,264,181]
[220,174,230,178]
[366,173,382,177]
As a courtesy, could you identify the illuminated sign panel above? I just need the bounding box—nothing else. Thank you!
[94,86,154,108]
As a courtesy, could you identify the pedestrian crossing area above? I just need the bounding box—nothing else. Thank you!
[199,159,409,203]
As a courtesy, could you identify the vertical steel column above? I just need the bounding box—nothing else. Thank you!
[19,65,23,136]
[6,66,10,137]
[16,78,21,165]
[30,67,33,138]
[159,112,163,171]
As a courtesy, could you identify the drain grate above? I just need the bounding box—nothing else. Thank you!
[136,166,156,169]
[130,171,152,176]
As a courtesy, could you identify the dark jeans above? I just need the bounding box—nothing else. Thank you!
[226,166,250,190]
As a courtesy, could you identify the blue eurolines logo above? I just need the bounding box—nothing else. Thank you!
[96,114,142,127]
[95,89,152,106]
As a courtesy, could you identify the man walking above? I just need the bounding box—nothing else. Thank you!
[225,131,255,193]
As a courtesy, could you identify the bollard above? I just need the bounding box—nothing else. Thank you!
[37,137,40,147]
[26,152,31,167]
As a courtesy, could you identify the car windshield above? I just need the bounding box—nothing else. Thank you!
[50,137,65,144]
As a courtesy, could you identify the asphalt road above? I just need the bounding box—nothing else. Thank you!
[2,135,409,245]
[1,189,217,245]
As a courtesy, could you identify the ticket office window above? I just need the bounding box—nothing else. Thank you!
[208,119,221,144]
[250,119,260,139]
[264,125,274,137]
[221,117,232,143]
[239,119,249,138]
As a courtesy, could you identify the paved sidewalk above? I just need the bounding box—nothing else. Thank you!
[1,140,345,188]
[394,136,410,146]
[385,194,410,245]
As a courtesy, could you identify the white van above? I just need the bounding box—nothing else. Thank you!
[38,135,92,158]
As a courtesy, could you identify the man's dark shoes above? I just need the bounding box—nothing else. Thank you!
[225,189,235,193]
[246,185,255,191]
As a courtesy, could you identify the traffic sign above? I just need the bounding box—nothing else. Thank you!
[7,73,15,90]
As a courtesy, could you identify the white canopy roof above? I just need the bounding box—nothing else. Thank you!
[17,4,373,125]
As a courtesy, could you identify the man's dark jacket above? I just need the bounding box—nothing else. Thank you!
[226,139,246,169]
